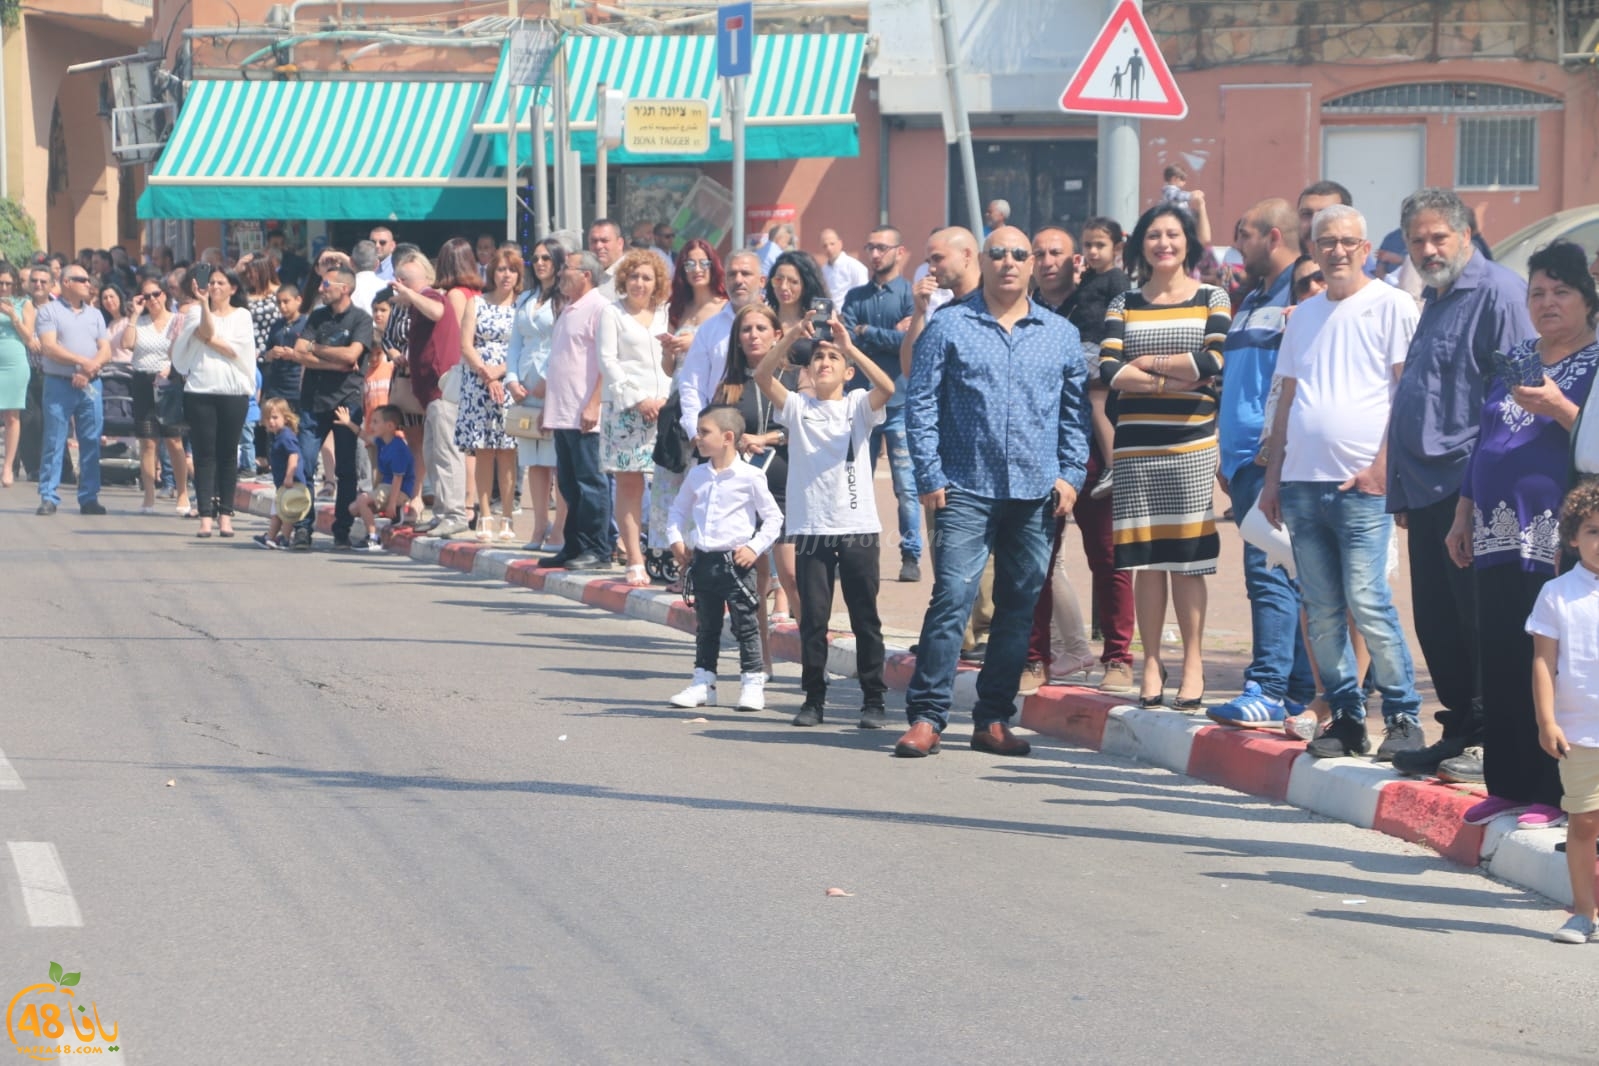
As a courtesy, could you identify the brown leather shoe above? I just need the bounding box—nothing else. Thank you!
[970,721,1032,757]
[893,721,942,757]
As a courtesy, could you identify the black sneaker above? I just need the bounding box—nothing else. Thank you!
[792,699,825,727]
[289,529,313,552]
[1390,735,1469,777]
[35,501,56,516]
[898,556,921,582]
[858,702,886,730]
[1374,717,1424,762]
[79,500,107,515]
[331,537,354,551]
[1437,744,1485,784]
[1306,715,1371,759]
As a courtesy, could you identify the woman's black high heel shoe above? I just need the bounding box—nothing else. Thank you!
[1139,664,1168,707]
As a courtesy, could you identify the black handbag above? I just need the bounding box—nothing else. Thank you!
[652,388,691,473]
[156,374,186,428]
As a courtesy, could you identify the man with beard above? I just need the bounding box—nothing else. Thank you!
[1387,187,1534,781]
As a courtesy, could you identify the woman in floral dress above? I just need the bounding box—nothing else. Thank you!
[456,247,523,542]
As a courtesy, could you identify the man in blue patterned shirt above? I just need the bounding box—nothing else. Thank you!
[897,226,1093,757]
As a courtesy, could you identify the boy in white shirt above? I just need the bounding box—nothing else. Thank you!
[755,317,896,727]
[667,406,783,712]
[1527,480,1599,943]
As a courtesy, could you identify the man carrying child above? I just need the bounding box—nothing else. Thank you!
[753,314,897,728]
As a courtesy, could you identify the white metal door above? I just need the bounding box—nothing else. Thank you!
[1321,125,1426,240]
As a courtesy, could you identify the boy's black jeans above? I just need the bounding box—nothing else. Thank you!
[794,533,885,705]
[691,551,763,675]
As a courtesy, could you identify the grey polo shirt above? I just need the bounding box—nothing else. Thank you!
[1386,251,1535,513]
[35,299,107,378]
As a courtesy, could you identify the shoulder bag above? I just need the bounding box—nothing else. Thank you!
[652,389,690,473]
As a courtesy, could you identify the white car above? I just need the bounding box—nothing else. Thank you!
[1491,205,1599,279]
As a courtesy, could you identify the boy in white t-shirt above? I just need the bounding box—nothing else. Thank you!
[1527,480,1599,944]
[755,316,896,728]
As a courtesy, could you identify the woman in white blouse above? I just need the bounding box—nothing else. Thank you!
[597,250,672,586]
[122,278,190,515]
[505,239,568,552]
[173,266,257,537]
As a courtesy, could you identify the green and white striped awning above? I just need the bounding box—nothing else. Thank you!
[138,79,506,221]
[475,33,868,164]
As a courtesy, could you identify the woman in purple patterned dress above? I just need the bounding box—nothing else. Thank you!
[1444,241,1599,829]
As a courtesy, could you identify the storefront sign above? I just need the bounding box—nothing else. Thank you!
[624,99,711,154]
[745,203,797,245]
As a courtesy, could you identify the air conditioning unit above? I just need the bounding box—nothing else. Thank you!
[109,61,174,165]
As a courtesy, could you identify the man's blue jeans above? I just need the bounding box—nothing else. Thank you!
[1278,482,1420,724]
[905,490,1052,731]
[38,375,102,507]
[1228,462,1316,704]
[554,429,611,558]
[297,407,362,543]
[868,404,922,561]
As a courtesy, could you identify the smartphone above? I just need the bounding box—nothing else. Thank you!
[191,262,214,289]
[810,298,833,342]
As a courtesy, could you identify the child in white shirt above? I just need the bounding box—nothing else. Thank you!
[666,406,783,713]
[755,316,896,727]
[1527,480,1599,943]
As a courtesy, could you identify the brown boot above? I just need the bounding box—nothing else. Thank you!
[893,721,942,757]
[970,721,1032,757]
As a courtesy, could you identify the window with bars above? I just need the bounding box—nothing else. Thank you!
[1456,116,1539,189]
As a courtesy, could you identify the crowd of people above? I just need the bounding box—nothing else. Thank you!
[7,183,1599,940]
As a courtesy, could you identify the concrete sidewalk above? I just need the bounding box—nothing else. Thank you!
[233,475,1586,909]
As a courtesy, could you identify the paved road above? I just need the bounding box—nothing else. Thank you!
[1,489,1595,1064]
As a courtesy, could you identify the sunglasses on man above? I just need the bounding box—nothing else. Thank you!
[986,247,1031,263]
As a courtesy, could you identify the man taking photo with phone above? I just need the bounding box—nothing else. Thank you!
[842,225,920,581]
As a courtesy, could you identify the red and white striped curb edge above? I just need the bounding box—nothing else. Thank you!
[236,483,1585,906]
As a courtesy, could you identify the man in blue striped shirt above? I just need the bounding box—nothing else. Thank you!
[897,226,1092,758]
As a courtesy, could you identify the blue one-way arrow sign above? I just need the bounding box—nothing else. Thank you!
[718,2,753,78]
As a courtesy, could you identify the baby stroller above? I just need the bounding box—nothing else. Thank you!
[96,362,141,485]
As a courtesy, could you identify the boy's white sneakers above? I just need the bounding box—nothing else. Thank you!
[670,669,717,708]
[736,672,766,713]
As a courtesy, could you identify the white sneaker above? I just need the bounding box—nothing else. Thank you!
[429,516,468,539]
[736,671,766,712]
[670,669,717,708]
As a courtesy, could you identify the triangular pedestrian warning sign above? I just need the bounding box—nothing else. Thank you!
[1059,0,1188,120]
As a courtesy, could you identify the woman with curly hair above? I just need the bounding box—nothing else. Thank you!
[597,249,673,584]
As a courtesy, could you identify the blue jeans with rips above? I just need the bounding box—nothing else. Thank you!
[905,489,1053,731]
[39,375,102,507]
[1228,461,1317,704]
[868,404,923,561]
[1279,482,1420,724]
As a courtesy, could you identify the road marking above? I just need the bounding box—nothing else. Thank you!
[0,747,23,790]
[7,843,83,927]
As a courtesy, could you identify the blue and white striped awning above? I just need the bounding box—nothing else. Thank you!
[475,33,868,163]
[139,79,506,220]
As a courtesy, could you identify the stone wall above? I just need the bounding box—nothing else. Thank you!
[1147,0,1556,68]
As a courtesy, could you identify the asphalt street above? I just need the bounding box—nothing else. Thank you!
[2,487,1597,1065]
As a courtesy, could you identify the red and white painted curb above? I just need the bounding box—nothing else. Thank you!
[237,482,1589,906]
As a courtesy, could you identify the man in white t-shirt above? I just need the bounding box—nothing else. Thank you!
[819,228,868,306]
[1259,203,1425,762]
[752,314,896,729]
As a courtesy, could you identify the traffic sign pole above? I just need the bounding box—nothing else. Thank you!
[1099,114,1141,235]
[596,82,609,221]
[718,3,753,250]
[933,0,982,236]
[730,75,746,250]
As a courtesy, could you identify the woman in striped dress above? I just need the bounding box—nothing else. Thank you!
[1099,204,1231,710]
